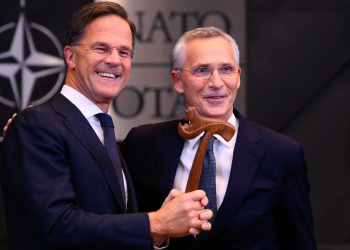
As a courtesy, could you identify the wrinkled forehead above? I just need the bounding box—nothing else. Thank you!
[81,15,133,47]
[184,37,236,67]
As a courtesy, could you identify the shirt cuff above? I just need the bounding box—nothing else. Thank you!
[153,239,169,250]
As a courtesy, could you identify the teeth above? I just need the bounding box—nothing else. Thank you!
[98,72,117,78]
[212,97,220,99]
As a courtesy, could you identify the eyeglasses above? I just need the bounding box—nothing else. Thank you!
[178,65,239,80]
[71,43,133,59]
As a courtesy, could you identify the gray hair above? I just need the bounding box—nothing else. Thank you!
[173,27,240,72]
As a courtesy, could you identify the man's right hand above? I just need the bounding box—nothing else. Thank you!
[3,113,17,136]
[148,189,213,246]
[3,106,33,136]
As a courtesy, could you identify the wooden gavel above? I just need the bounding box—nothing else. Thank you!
[178,107,235,192]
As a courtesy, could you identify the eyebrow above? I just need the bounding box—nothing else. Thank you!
[193,63,211,68]
[119,45,133,51]
[193,63,234,68]
[93,42,132,51]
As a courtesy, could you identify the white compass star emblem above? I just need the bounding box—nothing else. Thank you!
[0,12,65,110]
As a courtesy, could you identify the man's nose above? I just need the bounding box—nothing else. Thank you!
[208,69,224,88]
[104,49,122,65]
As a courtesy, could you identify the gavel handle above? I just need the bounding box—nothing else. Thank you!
[185,131,213,193]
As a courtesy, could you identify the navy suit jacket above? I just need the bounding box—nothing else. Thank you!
[0,94,151,249]
[121,109,316,250]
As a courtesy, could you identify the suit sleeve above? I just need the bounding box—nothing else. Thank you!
[276,143,317,249]
[0,108,152,249]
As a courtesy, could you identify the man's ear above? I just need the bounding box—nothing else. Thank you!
[237,67,241,90]
[64,46,76,70]
[172,70,184,94]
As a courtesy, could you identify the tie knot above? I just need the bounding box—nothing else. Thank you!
[207,136,215,151]
[95,113,114,128]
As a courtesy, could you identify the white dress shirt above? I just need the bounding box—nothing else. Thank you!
[61,85,128,203]
[173,113,239,209]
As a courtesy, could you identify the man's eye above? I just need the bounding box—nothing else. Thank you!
[118,50,131,58]
[220,65,234,73]
[222,65,233,71]
[94,47,109,53]
[193,67,210,74]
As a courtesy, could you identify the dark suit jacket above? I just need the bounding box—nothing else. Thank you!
[0,94,151,250]
[121,109,316,250]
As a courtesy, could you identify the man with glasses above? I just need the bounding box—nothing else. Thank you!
[0,3,212,249]
[121,27,317,249]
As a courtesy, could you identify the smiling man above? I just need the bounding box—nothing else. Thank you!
[64,14,133,113]
[121,27,317,249]
[172,33,241,121]
[0,3,212,249]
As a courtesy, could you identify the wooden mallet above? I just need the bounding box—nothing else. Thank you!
[178,107,236,193]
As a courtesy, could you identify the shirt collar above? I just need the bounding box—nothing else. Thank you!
[188,113,239,150]
[61,85,109,120]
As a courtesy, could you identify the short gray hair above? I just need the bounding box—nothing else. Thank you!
[173,27,240,71]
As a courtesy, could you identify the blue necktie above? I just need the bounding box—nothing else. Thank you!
[196,136,217,241]
[95,113,126,208]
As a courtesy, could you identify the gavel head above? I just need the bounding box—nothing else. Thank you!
[178,107,235,142]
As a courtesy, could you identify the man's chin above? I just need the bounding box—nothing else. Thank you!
[200,110,224,119]
[199,108,232,121]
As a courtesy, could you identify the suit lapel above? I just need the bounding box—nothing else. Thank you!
[156,121,185,199]
[50,94,127,213]
[205,110,265,243]
[154,116,264,245]
[117,145,138,213]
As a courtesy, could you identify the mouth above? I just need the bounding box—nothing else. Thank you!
[204,95,226,100]
[97,72,119,79]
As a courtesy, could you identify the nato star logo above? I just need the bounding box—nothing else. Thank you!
[0,0,65,110]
